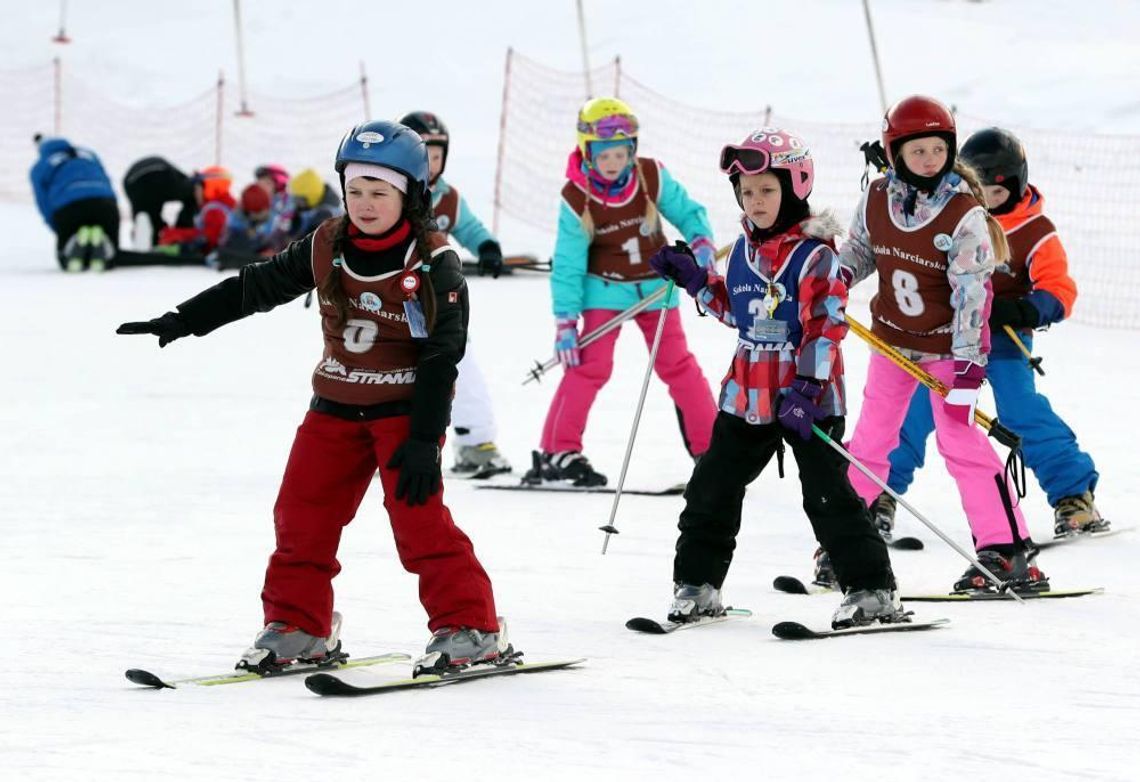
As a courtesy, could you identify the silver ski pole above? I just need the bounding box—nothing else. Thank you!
[523,286,669,385]
[600,282,676,554]
[810,424,1025,604]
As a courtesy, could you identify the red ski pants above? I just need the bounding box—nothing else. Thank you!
[261,410,498,637]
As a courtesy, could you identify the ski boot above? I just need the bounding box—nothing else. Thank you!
[812,547,839,590]
[832,588,908,629]
[61,226,89,273]
[521,450,607,487]
[85,225,114,272]
[451,442,512,479]
[668,582,725,623]
[413,617,514,676]
[236,611,345,674]
[1052,491,1110,537]
[871,492,897,542]
[953,549,1049,594]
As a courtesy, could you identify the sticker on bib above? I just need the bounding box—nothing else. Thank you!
[933,233,953,251]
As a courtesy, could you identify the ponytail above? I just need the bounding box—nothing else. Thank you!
[318,215,353,328]
[954,159,1010,266]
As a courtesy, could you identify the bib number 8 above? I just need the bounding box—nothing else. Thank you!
[891,269,925,317]
[343,318,378,354]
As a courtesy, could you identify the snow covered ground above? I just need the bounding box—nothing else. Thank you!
[2,1,1139,779]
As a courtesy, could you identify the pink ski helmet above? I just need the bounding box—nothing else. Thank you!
[720,127,814,201]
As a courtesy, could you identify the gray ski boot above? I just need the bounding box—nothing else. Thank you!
[1052,491,1110,537]
[236,611,344,673]
[668,582,725,623]
[413,617,513,676]
[831,589,908,629]
[451,442,512,478]
[86,225,114,272]
[871,492,897,542]
[61,226,88,273]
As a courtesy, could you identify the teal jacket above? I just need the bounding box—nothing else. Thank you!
[431,177,496,254]
[551,155,714,317]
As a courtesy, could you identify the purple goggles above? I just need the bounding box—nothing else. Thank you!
[578,114,639,140]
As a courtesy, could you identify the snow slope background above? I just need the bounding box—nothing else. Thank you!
[1,2,1138,780]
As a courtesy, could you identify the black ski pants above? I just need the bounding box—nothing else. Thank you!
[673,411,894,592]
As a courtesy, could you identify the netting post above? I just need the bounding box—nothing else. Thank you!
[862,0,889,113]
[492,47,513,238]
[215,71,225,166]
[52,57,62,134]
[763,105,772,126]
[613,56,621,97]
[52,0,71,43]
[359,61,371,119]
[575,0,593,98]
[232,0,254,117]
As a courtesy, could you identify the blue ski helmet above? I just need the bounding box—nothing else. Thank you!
[334,120,430,202]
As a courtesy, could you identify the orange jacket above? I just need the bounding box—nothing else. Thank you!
[995,186,1076,324]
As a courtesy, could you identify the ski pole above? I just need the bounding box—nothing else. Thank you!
[522,286,669,385]
[810,424,1025,603]
[844,315,1021,450]
[600,281,677,554]
[1002,325,1044,376]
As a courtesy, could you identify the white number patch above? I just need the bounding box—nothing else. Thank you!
[891,269,925,317]
[343,318,378,354]
[621,236,642,266]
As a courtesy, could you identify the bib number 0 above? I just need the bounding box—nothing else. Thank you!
[891,269,925,317]
[343,318,378,354]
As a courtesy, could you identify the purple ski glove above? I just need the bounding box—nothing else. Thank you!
[945,359,984,426]
[554,315,580,368]
[648,241,708,297]
[777,377,826,441]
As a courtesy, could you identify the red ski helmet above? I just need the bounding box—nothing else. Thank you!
[881,95,956,168]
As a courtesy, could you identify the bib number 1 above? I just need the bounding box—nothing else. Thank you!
[621,237,642,266]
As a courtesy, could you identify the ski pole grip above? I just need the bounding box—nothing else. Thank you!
[986,419,1021,450]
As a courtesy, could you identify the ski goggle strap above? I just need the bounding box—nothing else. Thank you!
[578,113,639,140]
[719,145,771,176]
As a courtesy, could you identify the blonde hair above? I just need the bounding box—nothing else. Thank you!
[954,159,1010,266]
[579,159,659,241]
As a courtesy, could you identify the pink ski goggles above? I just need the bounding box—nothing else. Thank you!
[578,114,639,140]
[719,145,771,176]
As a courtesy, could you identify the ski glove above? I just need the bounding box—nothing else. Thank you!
[776,377,825,441]
[116,311,191,348]
[554,315,580,368]
[989,297,1040,330]
[945,360,985,426]
[477,240,503,279]
[386,438,442,506]
[648,241,708,297]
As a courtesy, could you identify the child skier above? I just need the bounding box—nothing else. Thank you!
[288,167,343,238]
[649,128,901,628]
[836,96,1048,593]
[29,134,119,272]
[872,127,1107,541]
[528,97,718,486]
[156,166,235,256]
[400,110,511,478]
[117,120,507,675]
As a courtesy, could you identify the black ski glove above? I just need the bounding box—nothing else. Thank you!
[477,240,503,279]
[386,438,442,506]
[116,311,192,348]
[989,297,1039,330]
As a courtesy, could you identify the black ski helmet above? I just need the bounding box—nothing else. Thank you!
[960,127,1028,202]
[399,111,449,182]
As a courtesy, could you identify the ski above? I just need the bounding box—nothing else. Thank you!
[625,608,753,635]
[304,658,585,697]
[125,651,410,689]
[772,575,834,596]
[1034,526,1131,551]
[900,588,1104,602]
[772,617,949,640]
[887,536,925,551]
[460,254,550,276]
[476,482,686,498]
[449,466,513,480]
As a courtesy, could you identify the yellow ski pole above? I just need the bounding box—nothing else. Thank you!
[1002,325,1044,376]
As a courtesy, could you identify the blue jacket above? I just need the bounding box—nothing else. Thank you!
[431,178,496,254]
[551,158,714,316]
[29,138,116,227]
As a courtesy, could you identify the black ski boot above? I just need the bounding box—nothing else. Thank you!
[871,492,897,542]
[812,547,839,590]
[953,549,1049,594]
[521,450,607,487]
